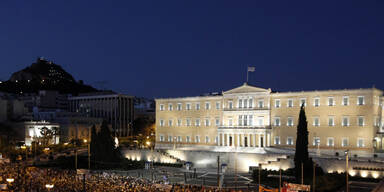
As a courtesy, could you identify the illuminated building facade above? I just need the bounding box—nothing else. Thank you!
[155,83,384,154]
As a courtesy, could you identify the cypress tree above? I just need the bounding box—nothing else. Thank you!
[294,104,312,183]
[90,124,98,168]
[96,120,121,166]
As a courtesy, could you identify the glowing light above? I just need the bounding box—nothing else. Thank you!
[361,171,368,178]
[372,172,380,179]
[83,139,87,143]
[21,145,26,149]
[45,184,54,189]
[44,148,50,152]
[6,178,14,183]
[328,170,333,173]
[337,170,343,174]
[146,141,151,146]
[349,170,356,176]
[64,142,69,146]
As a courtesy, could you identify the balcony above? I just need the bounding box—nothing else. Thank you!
[218,125,272,130]
[223,107,270,111]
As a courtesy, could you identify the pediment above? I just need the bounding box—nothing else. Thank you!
[223,83,270,94]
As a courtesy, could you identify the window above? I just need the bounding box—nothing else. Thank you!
[186,103,191,110]
[357,138,365,147]
[216,102,220,109]
[375,117,381,127]
[186,118,191,126]
[313,117,320,127]
[249,98,253,108]
[177,103,182,111]
[168,136,173,142]
[239,115,243,126]
[205,102,210,110]
[313,137,320,146]
[196,103,200,110]
[258,117,264,126]
[177,136,182,142]
[205,118,210,126]
[341,138,348,147]
[228,101,233,109]
[177,119,182,126]
[205,136,210,143]
[160,119,164,127]
[300,98,306,106]
[228,118,233,126]
[160,104,164,111]
[357,96,365,105]
[215,117,220,126]
[287,117,294,127]
[314,97,320,107]
[287,99,293,108]
[168,119,173,126]
[243,99,248,108]
[248,115,253,126]
[274,136,280,145]
[215,136,218,144]
[328,97,335,106]
[287,137,294,145]
[342,117,349,126]
[343,96,349,106]
[195,118,200,127]
[168,104,173,111]
[243,115,248,126]
[275,99,281,108]
[328,116,335,126]
[238,99,243,108]
[274,117,281,126]
[258,100,264,108]
[195,136,200,143]
[358,116,364,126]
[186,136,191,143]
[160,135,165,142]
[327,137,334,147]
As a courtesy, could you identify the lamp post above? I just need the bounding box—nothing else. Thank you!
[345,150,349,192]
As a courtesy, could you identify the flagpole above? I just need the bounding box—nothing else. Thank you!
[246,69,249,83]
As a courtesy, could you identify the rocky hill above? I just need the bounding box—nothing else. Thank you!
[0,57,98,95]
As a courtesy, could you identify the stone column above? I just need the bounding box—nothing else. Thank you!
[238,134,241,147]
[258,134,261,148]
[247,134,250,147]
[263,133,266,148]
[227,134,230,146]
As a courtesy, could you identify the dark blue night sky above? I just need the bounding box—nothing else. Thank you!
[1,1,383,98]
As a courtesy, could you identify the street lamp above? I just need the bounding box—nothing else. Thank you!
[6,178,14,184]
[345,150,349,192]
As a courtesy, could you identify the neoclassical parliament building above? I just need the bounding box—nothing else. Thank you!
[155,83,384,154]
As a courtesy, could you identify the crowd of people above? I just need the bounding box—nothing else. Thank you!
[0,163,254,192]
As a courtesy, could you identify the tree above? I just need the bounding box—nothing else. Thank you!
[93,120,121,167]
[294,104,313,183]
[39,126,53,146]
[90,125,99,164]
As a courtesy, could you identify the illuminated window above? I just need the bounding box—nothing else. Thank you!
[186,103,191,110]
[274,136,280,145]
[228,101,233,109]
[275,99,281,108]
[186,118,191,126]
[160,120,164,127]
[195,136,200,143]
[342,96,349,106]
[160,135,164,142]
[358,116,365,126]
[274,117,281,126]
[177,136,182,142]
[177,119,182,126]
[205,102,210,110]
[313,97,320,107]
[287,137,294,145]
[168,104,173,111]
[357,96,365,105]
[328,116,335,126]
[160,104,164,111]
[249,98,253,108]
[196,103,200,110]
[357,138,365,147]
[342,138,348,147]
[342,117,349,126]
[287,99,293,108]
[238,99,243,108]
[195,118,200,127]
[168,119,173,126]
[328,97,335,106]
[216,102,220,109]
[327,137,334,147]
[215,117,220,126]
[168,136,172,142]
[287,117,294,127]
[177,103,182,111]
[186,136,191,143]
[258,100,264,108]
[205,118,210,126]
[205,136,210,143]
[238,115,243,126]
[313,117,320,127]
[313,137,320,146]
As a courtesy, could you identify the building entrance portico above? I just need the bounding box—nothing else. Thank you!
[218,127,271,150]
